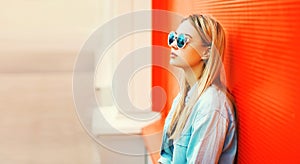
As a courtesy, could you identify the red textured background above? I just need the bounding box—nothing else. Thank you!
[152,0,300,163]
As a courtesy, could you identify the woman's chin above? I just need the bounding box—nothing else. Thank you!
[169,60,182,68]
[169,59,176,66]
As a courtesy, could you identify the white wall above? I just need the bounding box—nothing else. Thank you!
[0,1,103,163]
[0,0,152,110]
[0,0,101,72]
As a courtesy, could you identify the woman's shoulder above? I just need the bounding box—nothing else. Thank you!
[197,84,221,105]
[193,84,233,117]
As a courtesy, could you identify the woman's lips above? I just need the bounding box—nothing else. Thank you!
[170,52,178,58]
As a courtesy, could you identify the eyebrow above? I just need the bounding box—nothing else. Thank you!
[185,33,193,38]
[174,31,193,38]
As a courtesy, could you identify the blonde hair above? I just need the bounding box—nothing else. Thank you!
[167,14,232,139]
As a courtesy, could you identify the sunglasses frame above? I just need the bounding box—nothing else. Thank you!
[168,31,190,49]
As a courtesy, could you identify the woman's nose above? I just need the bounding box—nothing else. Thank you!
[170,40,178,49]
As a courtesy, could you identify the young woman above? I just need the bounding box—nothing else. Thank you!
[158,14,237,164]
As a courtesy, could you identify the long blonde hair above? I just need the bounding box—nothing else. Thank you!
[167,14,232,140]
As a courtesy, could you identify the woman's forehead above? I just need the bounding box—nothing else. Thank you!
[176,20,198,38]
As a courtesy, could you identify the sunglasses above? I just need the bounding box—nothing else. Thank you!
[168,31,190,49]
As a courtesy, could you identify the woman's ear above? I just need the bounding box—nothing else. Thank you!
[201,47,211,60]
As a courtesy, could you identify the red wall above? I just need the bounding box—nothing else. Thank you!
[152,0,300,163]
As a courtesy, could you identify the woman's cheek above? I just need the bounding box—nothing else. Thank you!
[184,50,202,67]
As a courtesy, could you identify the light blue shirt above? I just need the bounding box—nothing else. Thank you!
[158,84,237,164]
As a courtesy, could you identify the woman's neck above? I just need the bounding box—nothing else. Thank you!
[184,62,204,87]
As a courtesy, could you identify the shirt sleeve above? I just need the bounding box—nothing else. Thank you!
[158,94,182,164]
[158,127,173,164]
[186,110,228,164]
[158,147,172,164]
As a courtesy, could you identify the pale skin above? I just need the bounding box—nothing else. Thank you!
[169,20,210,88]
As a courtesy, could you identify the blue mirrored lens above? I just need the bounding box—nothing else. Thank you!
[177,34,186,48]
[168,32,175,45]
